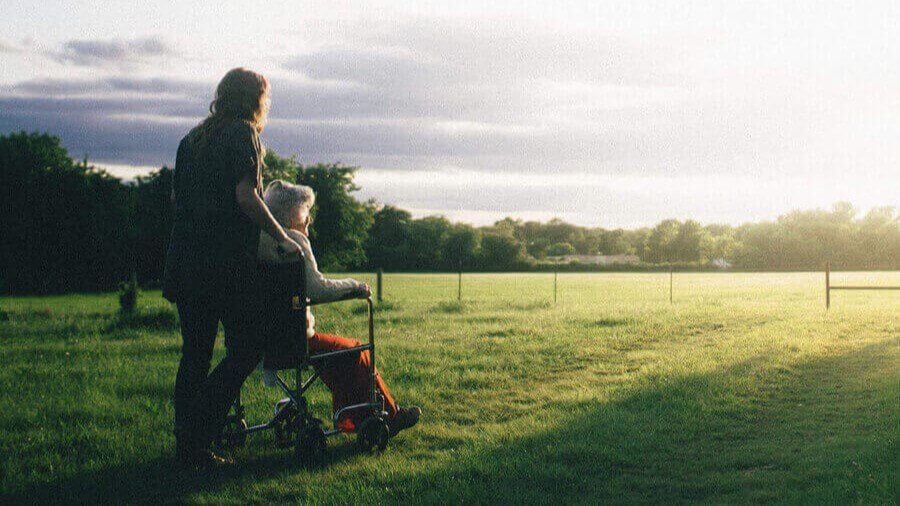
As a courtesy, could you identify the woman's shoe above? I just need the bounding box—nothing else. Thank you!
[176,447,233,468]
[388,406,421,437]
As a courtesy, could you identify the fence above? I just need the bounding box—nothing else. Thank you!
[825,263,900,309]
[374,267,678,305]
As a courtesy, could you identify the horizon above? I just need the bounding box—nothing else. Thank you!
[2,1,898,227]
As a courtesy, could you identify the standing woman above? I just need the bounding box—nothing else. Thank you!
[163,68,301,466]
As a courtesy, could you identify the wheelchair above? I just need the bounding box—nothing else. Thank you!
[217,261,389,466]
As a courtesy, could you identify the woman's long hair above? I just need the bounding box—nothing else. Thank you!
[192,67,270,155]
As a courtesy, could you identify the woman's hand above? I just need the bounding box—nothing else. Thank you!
[276,236,303,258]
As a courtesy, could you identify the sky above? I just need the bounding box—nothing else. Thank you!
[1,0,897,228]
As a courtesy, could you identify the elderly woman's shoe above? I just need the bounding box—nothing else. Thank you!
[388,406,421,437]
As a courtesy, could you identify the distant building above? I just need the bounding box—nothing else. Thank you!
[549,254,641,265]
[710,258,732,269]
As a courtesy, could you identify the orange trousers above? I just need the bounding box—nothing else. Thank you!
[308,332,399,432]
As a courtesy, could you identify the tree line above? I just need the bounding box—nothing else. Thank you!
[1,131,897,294]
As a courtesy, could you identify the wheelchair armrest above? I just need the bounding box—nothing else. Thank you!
[307,292,366,306]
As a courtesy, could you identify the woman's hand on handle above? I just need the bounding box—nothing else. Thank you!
[356,283,372,299]
[276,236,303,258]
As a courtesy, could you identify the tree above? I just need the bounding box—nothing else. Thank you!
[406,216,452,270]
[673,220,712,263]
[365,205,412,270]
[646,220,681,263]
[856,207,899,268]
[547,242,576,256]
[479,232,526,270]
[262,149,301,187]
[597,229,634,255]
[443,224,481,270]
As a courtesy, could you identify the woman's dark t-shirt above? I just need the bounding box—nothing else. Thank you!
[162,120,263,302]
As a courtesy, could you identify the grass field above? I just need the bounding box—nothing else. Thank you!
[0,272,897,504]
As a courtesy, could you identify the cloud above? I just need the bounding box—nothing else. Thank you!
[47,37,174,69]
[0,39,22,53]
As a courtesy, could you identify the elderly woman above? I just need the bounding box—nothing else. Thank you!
[258,180,421,436]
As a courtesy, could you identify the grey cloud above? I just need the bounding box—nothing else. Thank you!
[0,101,187,166]
[48,37,173,68]
[7,76,208,98]
[0,73,795,177]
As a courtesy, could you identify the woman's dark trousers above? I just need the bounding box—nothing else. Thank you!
[174,293,263,453]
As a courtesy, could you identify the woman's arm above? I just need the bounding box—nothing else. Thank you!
[227,121,301,257]
[236,175,302,257]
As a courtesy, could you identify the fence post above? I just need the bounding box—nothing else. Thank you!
[377,268,383,303]
[554,262,558,304]
[669,268,674,304]
[825,262,830,309]
[458,266,462,302]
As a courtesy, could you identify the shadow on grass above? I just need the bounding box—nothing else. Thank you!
[3,436,363,505]
[593,317,631,328]
[3,342,894,504]
[372,341,895,504]
[434,301,466,313]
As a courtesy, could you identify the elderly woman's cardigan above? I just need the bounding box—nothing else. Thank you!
[257,229,363,339]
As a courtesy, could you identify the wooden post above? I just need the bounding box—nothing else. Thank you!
[554,263,558,304]
[669,268,674,304]
[458,268,462,302]
[825,262,830,309]
[377,268,383,303]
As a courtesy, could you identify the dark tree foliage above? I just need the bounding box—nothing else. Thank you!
[365,205,413,271]
[131,167,174,285]
[479,232,527,270]
[0,132,133,293]
[443,224,481,270]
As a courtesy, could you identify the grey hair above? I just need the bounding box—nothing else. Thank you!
[263,180,315,227]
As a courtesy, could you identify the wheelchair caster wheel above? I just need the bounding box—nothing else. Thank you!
[357,416,389,453]
[274,402,299,444]
[220,418,248,447]
[295,424,326,467]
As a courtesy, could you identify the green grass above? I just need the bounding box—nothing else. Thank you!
[0,272,897,504]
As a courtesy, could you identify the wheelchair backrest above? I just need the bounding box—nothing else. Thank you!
[258,257,309,369]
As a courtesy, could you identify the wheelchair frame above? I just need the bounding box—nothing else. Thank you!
[219,259,390,465]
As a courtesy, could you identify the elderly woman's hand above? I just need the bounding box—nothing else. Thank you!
[356,283,372,299]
